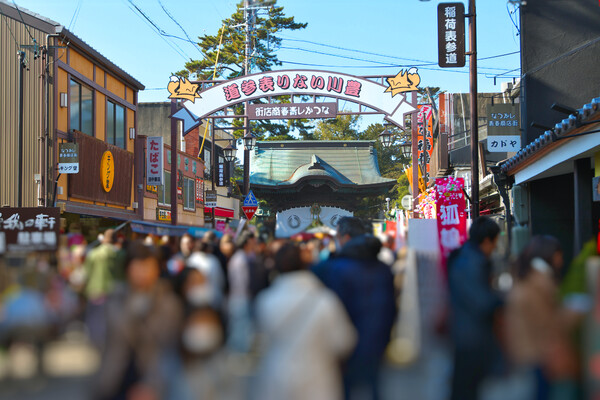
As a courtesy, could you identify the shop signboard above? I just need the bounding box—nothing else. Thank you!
[487,103,521,152]
[100,151,114,192]
[247,102,337,120]
[205,190,217,208]
[217,163,228,187]
[435,177,467,268]
[58,143,79,174]
[438,3,466,68]
[417,104,434,182]
[146,136,164,186]
[156,208,171,222]
[196,178,204,204]
[215,220,226,232]
[0,207,60,254]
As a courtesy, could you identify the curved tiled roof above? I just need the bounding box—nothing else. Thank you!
[501,96,600,173]
[250,140,396,188]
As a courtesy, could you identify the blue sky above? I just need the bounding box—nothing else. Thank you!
[12,0,521,104]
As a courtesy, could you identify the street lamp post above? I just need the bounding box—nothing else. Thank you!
[242,131,256,196]
[468,0,479,218]
[209,119,235,227]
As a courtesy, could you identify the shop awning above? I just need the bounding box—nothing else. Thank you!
[204,206,235,218]
[130,221,223,238]
[130,221,192,237]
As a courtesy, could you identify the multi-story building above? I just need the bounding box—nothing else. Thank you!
[138,102,239,231]
[1,1,144,239]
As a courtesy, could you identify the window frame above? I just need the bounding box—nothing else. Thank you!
[158,170,171,207]
[69,78,94,136]
[106,99,126,149]
[183,176,195,212]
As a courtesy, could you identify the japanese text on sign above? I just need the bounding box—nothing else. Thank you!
[487,103,521,152]
[58,143,80,174]
[437,3,465,68]
[0,208,59,254]
[435,177,467,268]
[146,136,164,186]
[196,178,204,203]
[247,102,337,120]
[222,74,362,102]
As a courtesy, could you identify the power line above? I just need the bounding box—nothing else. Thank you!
[123,0,189,61]
[279,45,435,67]
[11,0,33,42]
[279,60,519,78]
[67,0,83,31]
[156,0,204,56]
[0,9,20,48]
[280,45,517,72]
[279,35,431,64]
[279,35,519,66]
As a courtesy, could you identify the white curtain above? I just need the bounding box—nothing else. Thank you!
[275,206,353,238]
[319,207,353,230]
[275,207,313,238]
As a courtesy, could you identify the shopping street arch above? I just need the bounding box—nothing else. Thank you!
[169,68,420,232]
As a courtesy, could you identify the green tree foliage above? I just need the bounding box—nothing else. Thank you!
[177,1,310,140]
[313,115,412,218]
[178,2,306,80]
[313,114,360,140]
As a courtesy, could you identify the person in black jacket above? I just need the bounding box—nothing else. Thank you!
[448,216,503,400]
[313,217,396,400]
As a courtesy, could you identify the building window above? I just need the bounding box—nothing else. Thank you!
[203,147,211,178]
[158,170,171,206]
[70,79,93,135]
[107,100,125,149]
[183,177,195,211]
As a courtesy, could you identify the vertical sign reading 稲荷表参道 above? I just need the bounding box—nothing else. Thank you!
[438,3,465,68]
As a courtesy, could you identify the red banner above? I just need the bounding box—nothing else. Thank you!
[417,104,434,181]
[436,177,467,269]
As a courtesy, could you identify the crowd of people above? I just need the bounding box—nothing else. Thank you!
[0,215,598,400]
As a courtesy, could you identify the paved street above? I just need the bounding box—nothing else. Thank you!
[0,336,532,400]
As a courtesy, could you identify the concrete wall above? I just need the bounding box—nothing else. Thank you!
[521,0,600,145]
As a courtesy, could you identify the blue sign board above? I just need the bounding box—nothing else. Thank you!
[243,190,258,207]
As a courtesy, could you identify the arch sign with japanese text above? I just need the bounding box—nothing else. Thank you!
[168,68,422,134]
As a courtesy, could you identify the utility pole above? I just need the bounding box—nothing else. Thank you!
[243,0,251,196]
[170,99,178,225]
[411,91,419,218]
[468,0,479,218]
[17,51,26,207]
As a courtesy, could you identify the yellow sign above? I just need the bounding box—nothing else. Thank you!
[157,208,171,222]
[167,76,201,103]
[385,67,421,97]
[100,151,115,192]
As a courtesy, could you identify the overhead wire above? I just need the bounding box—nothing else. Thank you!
[67,0,83,31]
[156,0,204,56]
[11,0,33,41]
[125,0,190,59]
[199,25,226,159]
[279,45,517,72]
[123,0,189,61]
[278,60,519,78]
[0,7,20,48]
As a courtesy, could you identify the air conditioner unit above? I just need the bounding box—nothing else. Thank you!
[511,185,529,225]
[501,82,513,93]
